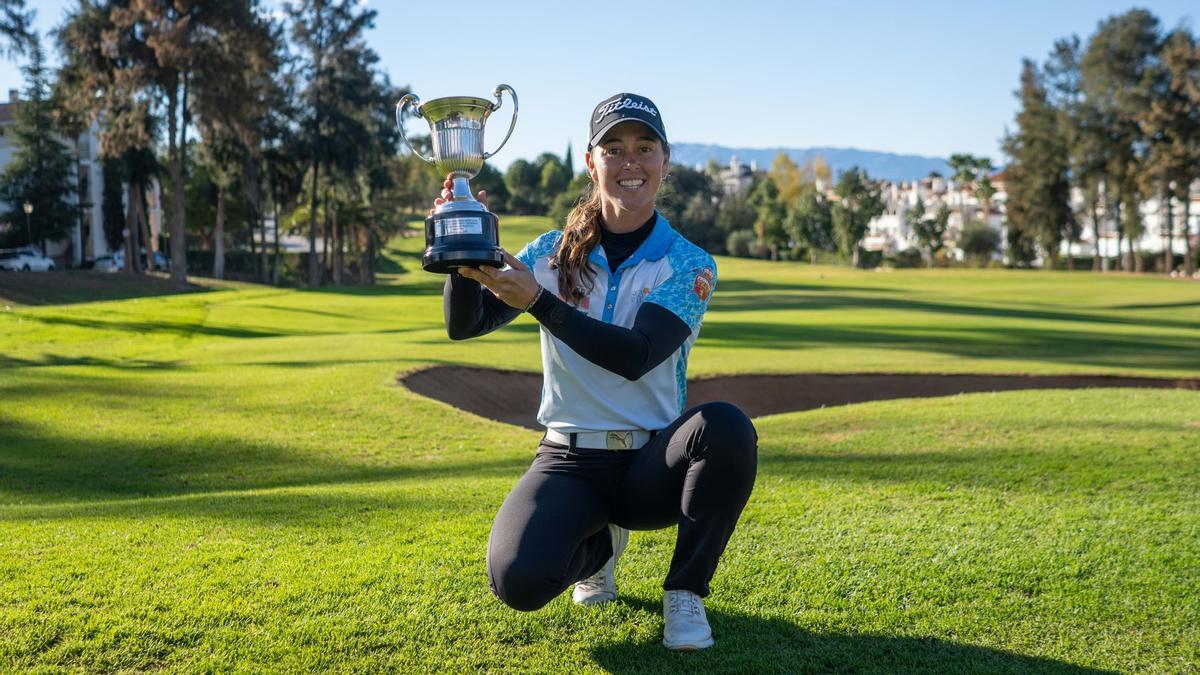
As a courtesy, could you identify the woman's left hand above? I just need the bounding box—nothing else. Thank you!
[457,251,542,310]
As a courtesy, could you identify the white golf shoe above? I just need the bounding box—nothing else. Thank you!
[662,589,715,650]
[572,524,629,605]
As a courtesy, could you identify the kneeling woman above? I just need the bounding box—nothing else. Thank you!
[440,93,757,651]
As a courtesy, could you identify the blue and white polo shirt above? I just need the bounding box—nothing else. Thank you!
[516,214,717,434]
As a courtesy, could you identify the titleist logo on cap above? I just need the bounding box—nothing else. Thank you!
[594,96,658,123]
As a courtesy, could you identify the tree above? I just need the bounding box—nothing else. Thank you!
[907,196,947,268]
[1140,28,1200,275]
[504,159,541,214]
[715,193,757,237]
[1081,9,1162,271]
[748,177,787,260]
[1046,34,1110,271]
[831,166,884,266]
[1003,59,1074,269]
[657,163,721,252]
[0,0,30,57]
[0,39,75,252]
[960,220,1001,267]
[289,0,378,286]
[1157,28,1200,276]
[784,188,834,264]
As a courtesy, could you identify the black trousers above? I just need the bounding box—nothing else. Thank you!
[487,401,758,612]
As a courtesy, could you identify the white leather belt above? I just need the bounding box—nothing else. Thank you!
[544,428,652,451]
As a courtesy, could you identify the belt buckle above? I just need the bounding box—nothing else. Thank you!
[606,431,634,451]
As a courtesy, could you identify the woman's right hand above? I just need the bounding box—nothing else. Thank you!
[429,172,488,216]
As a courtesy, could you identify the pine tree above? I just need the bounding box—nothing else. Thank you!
[289,0,378,287]
[0,39,75,252]
[1003,59,1074,269]
[1081,9,1162,271]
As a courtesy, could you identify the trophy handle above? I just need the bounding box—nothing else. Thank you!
[396,93,436,164]
[482,84,518,160]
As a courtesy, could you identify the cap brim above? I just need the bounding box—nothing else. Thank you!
[587,118,667,149]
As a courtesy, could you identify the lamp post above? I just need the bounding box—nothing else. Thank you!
[22,201,32,246]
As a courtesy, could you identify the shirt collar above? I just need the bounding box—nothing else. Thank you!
[588,211,674,271]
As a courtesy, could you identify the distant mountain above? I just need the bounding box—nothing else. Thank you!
[669,143,952,183]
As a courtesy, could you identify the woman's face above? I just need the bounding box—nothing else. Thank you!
[585,121,669,220]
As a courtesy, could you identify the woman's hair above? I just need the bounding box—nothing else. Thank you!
[552,139,669,304]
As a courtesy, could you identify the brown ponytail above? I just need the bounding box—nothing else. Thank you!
[551,183,603,304]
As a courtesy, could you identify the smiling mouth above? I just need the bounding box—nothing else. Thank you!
[618,179,646,189]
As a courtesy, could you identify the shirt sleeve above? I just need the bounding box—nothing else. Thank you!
[443,273,522,340]
[527,291,692,381]
[644,248,717,331]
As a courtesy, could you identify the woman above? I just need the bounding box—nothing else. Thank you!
[439,93,757,651]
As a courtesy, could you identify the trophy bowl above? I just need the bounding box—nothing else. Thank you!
[396,85,518,274]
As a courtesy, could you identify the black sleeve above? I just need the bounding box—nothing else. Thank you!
[443,273,522,340]
[526,290,692,381]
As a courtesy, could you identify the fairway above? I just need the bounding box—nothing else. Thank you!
[2,216,1198,672]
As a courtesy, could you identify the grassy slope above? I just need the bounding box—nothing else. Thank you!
[0,216,1197,672]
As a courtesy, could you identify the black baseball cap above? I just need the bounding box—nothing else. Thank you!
[587,93,668,149]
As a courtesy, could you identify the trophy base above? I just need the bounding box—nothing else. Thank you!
[423,248,504,274]
[422,208,503,274]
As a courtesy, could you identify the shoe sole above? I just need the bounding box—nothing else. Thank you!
[662,637,715,651]
[572,592,616,606]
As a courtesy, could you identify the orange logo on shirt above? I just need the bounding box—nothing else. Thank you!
[693,268,714,301]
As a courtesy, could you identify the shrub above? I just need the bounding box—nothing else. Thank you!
[726,229,757,258]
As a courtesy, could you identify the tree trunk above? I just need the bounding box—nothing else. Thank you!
[322,193,331,282]
[1184,198,1194,278]
[352,220,365,284]
[1162,187,1173,275]
[124,181,142,274]
[365,233,376,285]
[307,163,321,287]
[138,188,153,271]
[1091,201,1101,272]
[213,186,226,280]
[247,204,257,279]
[332,202,342,285]
[167,76,188,287]
[1129,237,1140,273]
[273,195,282,286]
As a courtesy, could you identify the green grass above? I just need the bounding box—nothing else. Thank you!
[1,216,1198,672]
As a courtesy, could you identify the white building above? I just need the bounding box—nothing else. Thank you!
[863,171,1200,266]
[0,89,162,267]
[720,155,757,195]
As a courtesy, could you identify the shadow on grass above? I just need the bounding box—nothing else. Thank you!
[699,320,1200,372]
[0,354,188,370]
[0,271,213,307]
[715,279,903,295]
[709,287,1200,332]
[592,597,1113,674]
[305,280,443,297]
[0,411,529,508]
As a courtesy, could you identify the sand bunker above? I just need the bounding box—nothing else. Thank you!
[400,366,1199,430]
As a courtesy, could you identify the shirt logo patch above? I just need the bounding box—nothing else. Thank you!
[692,268,714,302]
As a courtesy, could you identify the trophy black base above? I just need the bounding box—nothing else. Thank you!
[422,208,504,274]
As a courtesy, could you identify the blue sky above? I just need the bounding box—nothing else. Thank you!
[2,0,1196,170]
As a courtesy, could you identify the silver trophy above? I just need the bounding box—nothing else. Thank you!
[396,84,518,273]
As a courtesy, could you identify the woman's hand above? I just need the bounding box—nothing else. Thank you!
[429,172,488,215]
[458,251,542,310]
